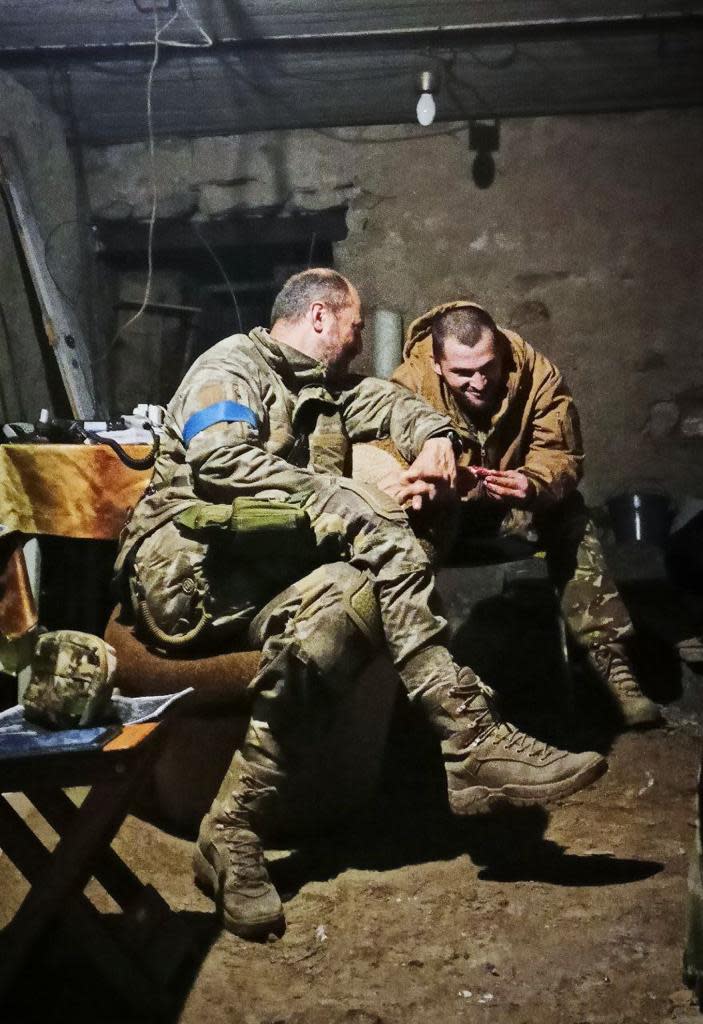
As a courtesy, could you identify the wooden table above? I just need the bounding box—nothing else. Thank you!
[0,440,152,646]
[0,721,192,1016]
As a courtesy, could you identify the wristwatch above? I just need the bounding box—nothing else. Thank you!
[443,430,464,458]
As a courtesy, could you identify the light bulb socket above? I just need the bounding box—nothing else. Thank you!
[416,70,438,95]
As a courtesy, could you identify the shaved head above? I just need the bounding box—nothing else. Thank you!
[431,306,499,358]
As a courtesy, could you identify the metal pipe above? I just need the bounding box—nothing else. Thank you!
[372,310,403,380]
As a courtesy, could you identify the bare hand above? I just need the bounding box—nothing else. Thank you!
[376,467,438,511]
[479,468,535,507]
[405,437,457,491]
[457,465,481,497]
[376,436,458,512]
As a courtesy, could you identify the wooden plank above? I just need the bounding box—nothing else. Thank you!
[27,786,169,917]
[104,722,160,752]
[0,721,161,792]
[97,208,349,255]
[0,142,99,417]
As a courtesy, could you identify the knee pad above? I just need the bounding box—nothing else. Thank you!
[291,565,382,681]
[343,573,383,648]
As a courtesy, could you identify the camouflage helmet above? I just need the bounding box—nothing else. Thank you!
[22,630,117,730]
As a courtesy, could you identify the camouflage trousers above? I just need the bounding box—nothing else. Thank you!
[128,480,468,826]
[460,490,634,650]
[129,478,455,706]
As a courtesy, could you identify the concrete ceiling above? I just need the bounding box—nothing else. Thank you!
[1,1,702,144]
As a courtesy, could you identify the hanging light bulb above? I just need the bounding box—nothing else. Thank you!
[416,91,436,127]
[416,70,438,127]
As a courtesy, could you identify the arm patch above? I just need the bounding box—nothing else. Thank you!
[182,401,258,446]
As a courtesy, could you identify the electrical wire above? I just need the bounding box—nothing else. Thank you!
[156,0,213,49]
[82,39,464,144]
[41,217,92,339]
[110,0,212,352]
[208,57,466,144]
[313,123,466,145]
[87,3,463,365]
[110,4,160,346]
[192,221,242,333]
[307,231,317,268]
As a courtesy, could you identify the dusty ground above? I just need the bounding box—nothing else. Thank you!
[159,725,702,1024]
[2,715,702,1024]
[2,546,703,1024]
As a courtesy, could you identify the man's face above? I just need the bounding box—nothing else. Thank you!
[320,286,364,377]
[433,329,505,416]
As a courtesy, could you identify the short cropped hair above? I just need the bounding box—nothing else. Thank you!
[431,306,498,358]
[271,268,352,325]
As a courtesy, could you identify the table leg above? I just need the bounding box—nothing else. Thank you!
[0,768,168,1012]
[27,786,195,984]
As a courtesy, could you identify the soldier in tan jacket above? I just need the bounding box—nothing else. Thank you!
[392,300,661,732]
[116,273,606,941]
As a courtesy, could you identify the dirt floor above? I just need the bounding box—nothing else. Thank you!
[3,545,703,1024]
[3,708,703,1024]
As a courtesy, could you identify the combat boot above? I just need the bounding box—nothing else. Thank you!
[587,641,662,729]
[432,668,607,814]
[194,752,285,940]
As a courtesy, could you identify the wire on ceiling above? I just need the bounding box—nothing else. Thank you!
[112,0,212,350]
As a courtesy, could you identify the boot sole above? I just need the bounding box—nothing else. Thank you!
[193,845,285,941]
[621,706,664,730]
[449,754,608,816]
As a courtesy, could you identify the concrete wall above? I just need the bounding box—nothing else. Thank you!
[0,72,97,420]
[85,109,703,504]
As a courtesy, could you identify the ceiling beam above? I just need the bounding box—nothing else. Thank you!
[1,9,701,60]
[2,1,702,53]
[95,210,349,258]
[6,27,702,144]
[1,2,701,143]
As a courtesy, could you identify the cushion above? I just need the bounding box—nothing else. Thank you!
[104,606,260,712]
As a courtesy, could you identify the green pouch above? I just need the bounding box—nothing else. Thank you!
[175,495,322,577]
[176,496,310,536]
[231,496,311,535]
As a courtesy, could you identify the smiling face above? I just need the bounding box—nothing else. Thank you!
[433,328,505,417]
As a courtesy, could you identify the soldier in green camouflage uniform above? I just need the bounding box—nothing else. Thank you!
[392,300,661,729]
[115,270,606,940]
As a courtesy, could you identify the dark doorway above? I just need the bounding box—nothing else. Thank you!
[96,209,346,409]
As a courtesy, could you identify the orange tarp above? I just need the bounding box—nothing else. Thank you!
[0,443,152,541]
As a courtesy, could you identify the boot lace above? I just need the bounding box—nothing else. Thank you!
[221,768,278,828]
[221,829,270,889]
[449,671,557,762]
[214,770,279,890]
[591,643,641,698]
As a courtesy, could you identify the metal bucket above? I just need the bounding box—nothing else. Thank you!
[607,490,674,546]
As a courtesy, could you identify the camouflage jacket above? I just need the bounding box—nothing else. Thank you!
[391,301,584,510]
[115,327,454,575]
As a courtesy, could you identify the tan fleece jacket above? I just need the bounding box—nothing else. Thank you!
[391,301,584,509]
